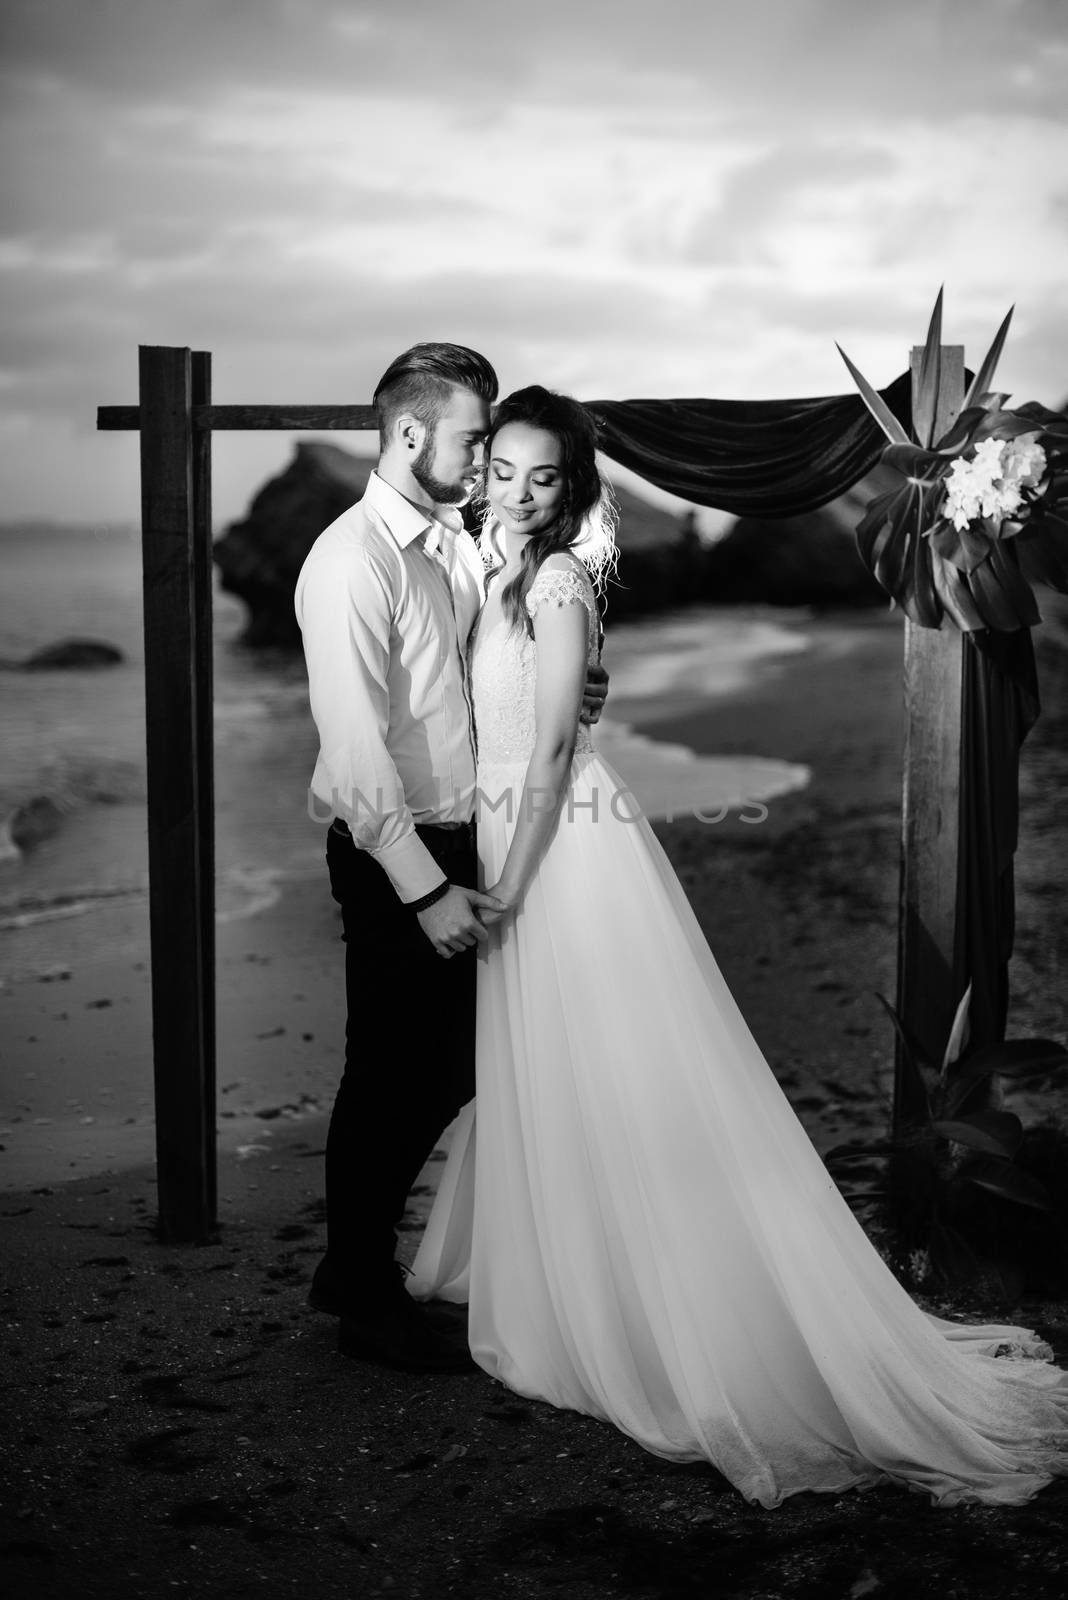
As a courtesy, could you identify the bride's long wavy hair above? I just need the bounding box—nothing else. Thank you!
[477,386,618,637]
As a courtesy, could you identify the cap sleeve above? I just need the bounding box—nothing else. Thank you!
[525,564,595,623]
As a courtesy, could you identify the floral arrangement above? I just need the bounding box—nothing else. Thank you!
[838,291,1068,631]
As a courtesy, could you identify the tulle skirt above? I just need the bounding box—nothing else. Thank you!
[409,752,1068,1506]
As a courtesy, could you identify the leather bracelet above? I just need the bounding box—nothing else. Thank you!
[406,879,451,915]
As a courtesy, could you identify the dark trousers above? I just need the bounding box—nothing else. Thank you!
[320,821,477,1295]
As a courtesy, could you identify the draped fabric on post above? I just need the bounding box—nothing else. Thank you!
[584,369,1037,1052]
[958,630,1040,1050]
[586,373,912,516]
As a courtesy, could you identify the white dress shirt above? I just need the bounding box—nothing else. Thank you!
[294,470,484,903]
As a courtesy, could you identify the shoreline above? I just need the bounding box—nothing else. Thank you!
[0,600,869,883]
[4,599,1065,1195]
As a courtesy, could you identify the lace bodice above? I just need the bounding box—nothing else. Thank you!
[471,562,598,770]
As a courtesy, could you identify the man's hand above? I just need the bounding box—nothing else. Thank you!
[416,884,506,958]
[580,658,609,726]
[475,879,518,930]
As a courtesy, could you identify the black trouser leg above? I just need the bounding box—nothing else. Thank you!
[319,824,477,1298]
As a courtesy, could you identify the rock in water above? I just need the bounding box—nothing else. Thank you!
[213,441,375,647]
[23,638,125,670]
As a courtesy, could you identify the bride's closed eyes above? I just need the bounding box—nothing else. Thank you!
[486,422,568,537]
[490,464,561,488]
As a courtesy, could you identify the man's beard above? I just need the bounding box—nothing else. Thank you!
[411,432,470,505]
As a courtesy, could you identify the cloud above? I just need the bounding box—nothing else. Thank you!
[1,0,1066,521]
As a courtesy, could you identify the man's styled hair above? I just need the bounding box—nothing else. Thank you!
[373,342,498,443]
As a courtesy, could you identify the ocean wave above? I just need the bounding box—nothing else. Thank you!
[0,865,290,932]
[0,755,145,862]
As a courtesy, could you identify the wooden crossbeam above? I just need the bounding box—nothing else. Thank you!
[99,404,378,431]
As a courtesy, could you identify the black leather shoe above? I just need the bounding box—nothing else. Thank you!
[307,1280,349,1316]
[308,1255,404,1317]
[338,1298,475,1374]
[309,1262,466,1333]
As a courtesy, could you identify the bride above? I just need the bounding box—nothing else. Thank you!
[408,384,1068,1507]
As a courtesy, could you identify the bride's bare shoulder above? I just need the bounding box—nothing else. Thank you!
[538,552,587,576]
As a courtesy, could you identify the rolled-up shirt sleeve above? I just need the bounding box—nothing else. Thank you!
[296,545,447,904]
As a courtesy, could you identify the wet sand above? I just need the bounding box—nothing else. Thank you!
[2,601,1067,1598]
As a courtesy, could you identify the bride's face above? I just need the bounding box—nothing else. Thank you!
[487,423,566,539]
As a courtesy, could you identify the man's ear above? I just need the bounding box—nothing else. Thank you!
[396,412,427,455]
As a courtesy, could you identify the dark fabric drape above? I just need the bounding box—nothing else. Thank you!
[583,372,1036,1054]
[587,372,912,517]
[956,629,1040,1051]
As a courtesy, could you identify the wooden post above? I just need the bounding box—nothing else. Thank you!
[192,351,217,1222]
[139,345,215,1242]
[894,344,966,1125]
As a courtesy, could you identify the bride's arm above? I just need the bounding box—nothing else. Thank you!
[483,594,588,917]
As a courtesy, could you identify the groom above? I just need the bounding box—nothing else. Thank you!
[295,343,606,1373]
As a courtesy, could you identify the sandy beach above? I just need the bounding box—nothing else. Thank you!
[2,581,1067,1598]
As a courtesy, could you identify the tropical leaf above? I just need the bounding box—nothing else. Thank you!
[956,1157,1051,1211]
[966,540,1041,630]
[1013,399,1068,434]
[881,441,944,477]
[936,402,1010,455]
[928,519,995,574]
[873,993,935,1128]
[906,503,946,627]
[960,305,1014,414]
[837,344,911,445]
[1016,513,1068,595]
[855,479,944,625]
[873,992,936,1075]
[956,1037,1068,1075]
[930,548,987,631]
[929,1111,1023,1158]
[912,288,945,449]
[944,1037,1068,1116]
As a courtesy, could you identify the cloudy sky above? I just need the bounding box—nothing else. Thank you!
[1,0,1066,525]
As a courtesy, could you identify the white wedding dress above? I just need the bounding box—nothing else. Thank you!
[409,559,1068,1507]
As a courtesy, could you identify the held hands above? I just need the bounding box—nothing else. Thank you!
[416,883,507,958]
[475,880,519,930]
[580,659,609,726]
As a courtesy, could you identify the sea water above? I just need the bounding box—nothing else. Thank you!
[0,522,810,929]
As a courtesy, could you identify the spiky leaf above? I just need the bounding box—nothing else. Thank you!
[837,344,911,445]
[912,288,945,449]
[960,306,1014,415]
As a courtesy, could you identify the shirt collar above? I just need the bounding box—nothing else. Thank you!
[364,470,464,551]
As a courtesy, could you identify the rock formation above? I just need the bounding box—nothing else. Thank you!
[213,439,889,646]
[213,441,375,647]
